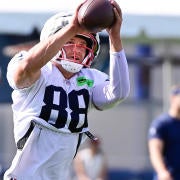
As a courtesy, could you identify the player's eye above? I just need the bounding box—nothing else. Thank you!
[66,41,74,45]
[79,42,87,47]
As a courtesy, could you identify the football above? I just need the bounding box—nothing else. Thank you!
[78,0,115,32]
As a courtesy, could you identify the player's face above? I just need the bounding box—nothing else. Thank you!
[63,37,87,63]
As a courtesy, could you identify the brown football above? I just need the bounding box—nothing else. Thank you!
[78,0,115,32]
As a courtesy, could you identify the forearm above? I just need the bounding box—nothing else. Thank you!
[26,24,77,72]
[109,34,123,52]
[150,150,168,174]
[149,139,169,175]
[109,49,130,98]
[14,24,77,88]
[93,49,130,110]
[150,151,173,180]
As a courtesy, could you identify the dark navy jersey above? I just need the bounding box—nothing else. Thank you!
[148,113,180,178]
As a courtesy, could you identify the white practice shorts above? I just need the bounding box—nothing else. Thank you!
[4,123,84,180]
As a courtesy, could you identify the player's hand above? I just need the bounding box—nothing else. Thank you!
[106,0,122,37]
[70,0,91,34]
[106,0,123,52]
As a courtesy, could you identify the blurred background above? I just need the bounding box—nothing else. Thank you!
[0,0,180,179]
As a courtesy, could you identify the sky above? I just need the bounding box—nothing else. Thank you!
[1,0,180,16]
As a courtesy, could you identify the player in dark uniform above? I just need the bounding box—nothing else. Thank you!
[148,85,180,180]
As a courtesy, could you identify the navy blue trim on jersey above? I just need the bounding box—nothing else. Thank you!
[74,133,83,158]
[16,122,35,150]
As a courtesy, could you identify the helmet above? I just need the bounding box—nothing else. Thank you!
[40,12,100,73]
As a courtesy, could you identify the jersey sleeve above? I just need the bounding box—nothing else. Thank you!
[92,49,130,110]
[7,50,52,90]
[6,51,28,89]
[148,117,167,140]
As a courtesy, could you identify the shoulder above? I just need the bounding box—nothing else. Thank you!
[151,113,171,127]
[7,51,28,68]
[7,51,28,89]
[148,113,170,139]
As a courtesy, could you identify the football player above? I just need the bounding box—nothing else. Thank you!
[4,1,130,179]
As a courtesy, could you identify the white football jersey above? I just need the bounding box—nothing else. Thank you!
[7,51,108,143]
[7,49,129,144]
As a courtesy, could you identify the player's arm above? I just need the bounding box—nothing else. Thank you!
[106,0,123,52]
[13,25,77,88]
[148,138,173,180]
[91,0,129,110]
[92,48,129,110]
[12,3,87,89]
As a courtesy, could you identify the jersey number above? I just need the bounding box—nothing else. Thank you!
[39,85,89,132]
